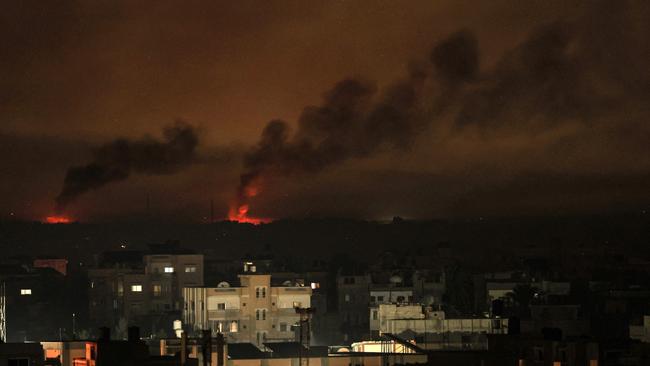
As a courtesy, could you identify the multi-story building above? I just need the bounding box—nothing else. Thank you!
[370,304,508,350]
[88,242,204,337]
[183,273,311,347]
[337,272,371,343]
[0,261,67,341]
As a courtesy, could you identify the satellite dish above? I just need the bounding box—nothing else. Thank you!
[217,281,230,288]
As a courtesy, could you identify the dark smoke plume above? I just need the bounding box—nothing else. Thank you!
[56,121,198,209]
[235,30,478,204]
[236,1,650,213]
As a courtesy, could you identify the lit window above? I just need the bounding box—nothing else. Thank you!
[185,266,197,273]
[153,284,162,296]
[344,294,350,302]
[131,285,142,292]
[20,289,32,295]
[164,267,174,273]
[230,321,238,332]
[310,282,320,289]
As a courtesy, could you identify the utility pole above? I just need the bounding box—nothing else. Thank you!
[201,329,212,366]
[295,307,315,366]
[1,282,6,342]
[210,199,214,223]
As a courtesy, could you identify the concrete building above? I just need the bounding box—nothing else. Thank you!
[160,337,427,366]
[630,315,650,343]
[336,273,371,343]
[369,304,508,350]
[41,341,86,366]
[88,243,204,337]
[0,263,67,341]
[183,273,311,346]
[0,342,44,366]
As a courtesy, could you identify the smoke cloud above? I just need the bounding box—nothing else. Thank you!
[234,29,479,207]
[56,122,199,209]
[236,1,650,215]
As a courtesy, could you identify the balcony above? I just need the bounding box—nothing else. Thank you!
[208,309,241,320]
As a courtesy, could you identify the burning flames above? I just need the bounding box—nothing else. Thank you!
[44,215,72,224]
[227,181,270,225]
[228,204,268,225]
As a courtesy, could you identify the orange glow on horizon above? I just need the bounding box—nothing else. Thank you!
[44,215,72,224]
[227,204,271,225]
[227,180,271,224]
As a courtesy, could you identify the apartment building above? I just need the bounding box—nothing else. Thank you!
[88,243,203,337]
[183,273,311,346]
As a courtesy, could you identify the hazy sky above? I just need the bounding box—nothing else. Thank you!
[1,0,648,221]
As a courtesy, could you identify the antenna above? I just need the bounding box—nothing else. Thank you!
[1,281,6,342]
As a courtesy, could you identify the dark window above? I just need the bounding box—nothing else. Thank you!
[8,359,29,366]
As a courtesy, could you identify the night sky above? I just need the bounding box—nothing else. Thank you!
[1,0,649,222]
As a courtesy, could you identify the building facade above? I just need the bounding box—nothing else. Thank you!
[183,274,311,346]
[88,247,204,337]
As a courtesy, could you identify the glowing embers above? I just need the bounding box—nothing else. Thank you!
[44,215,72,224]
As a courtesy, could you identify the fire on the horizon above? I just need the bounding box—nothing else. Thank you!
[228,204,269,225]
[228,180,269,224]
[44,215,72,224]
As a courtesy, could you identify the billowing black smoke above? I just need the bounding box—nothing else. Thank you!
[56,121,198,209]
[236,30,479,203]
[237,1,649,213]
